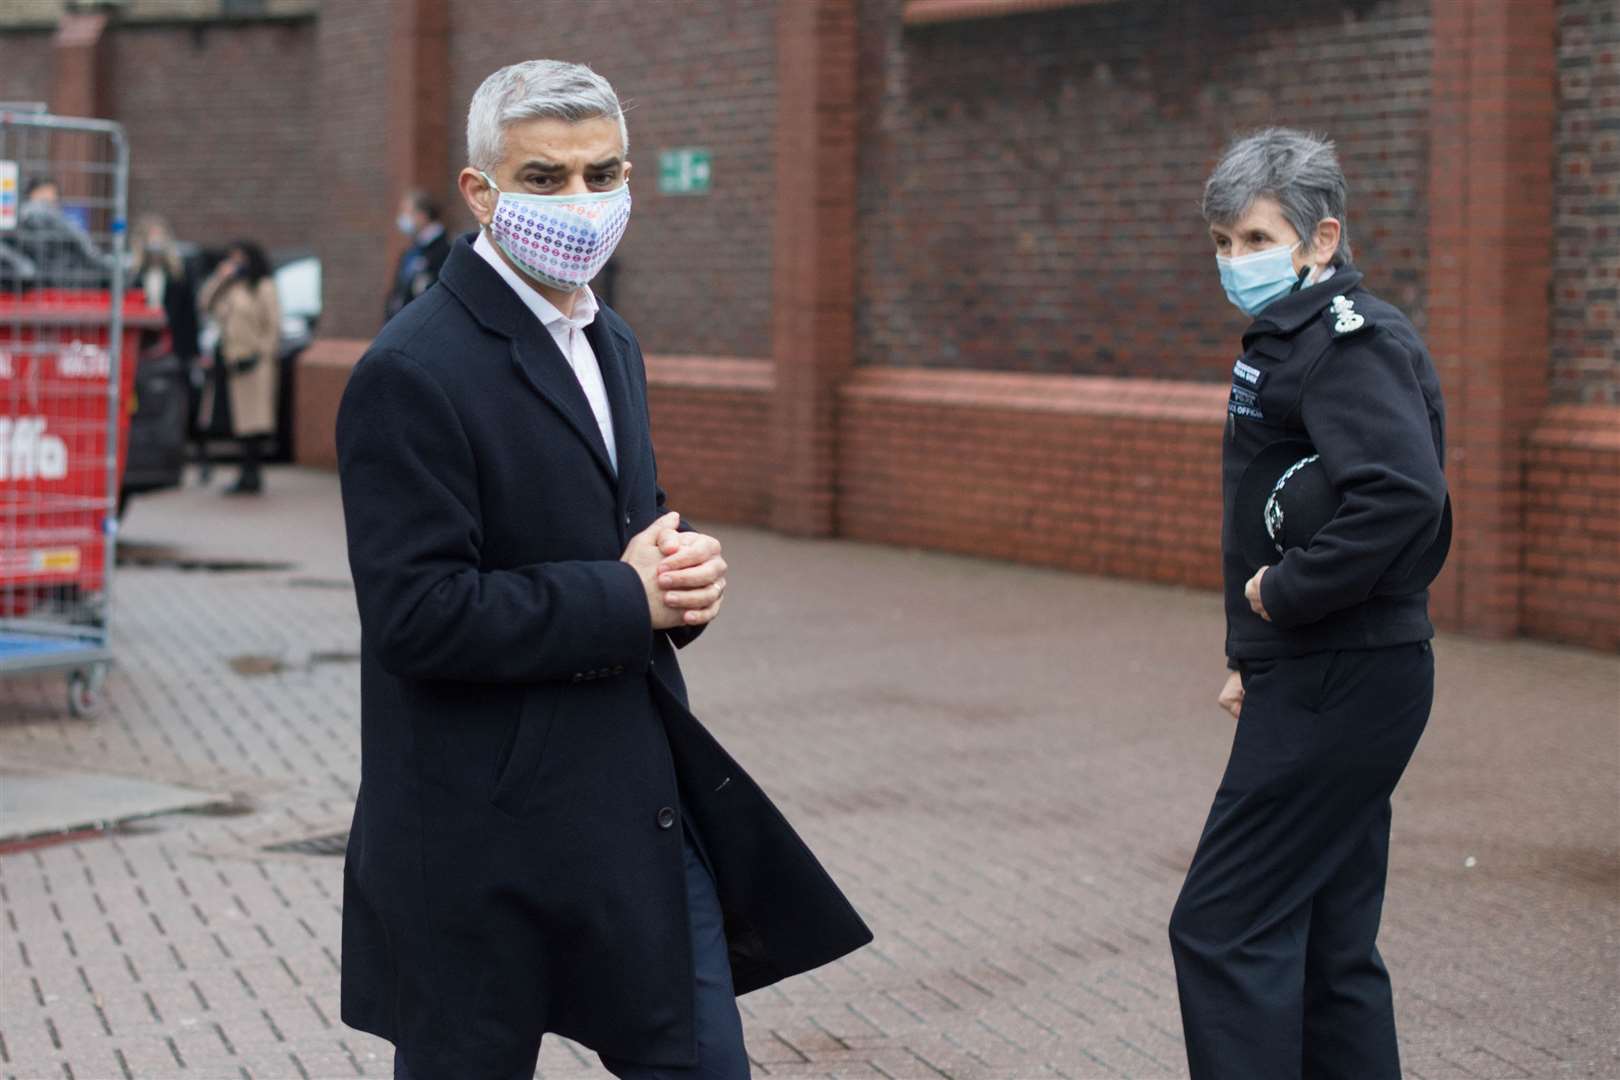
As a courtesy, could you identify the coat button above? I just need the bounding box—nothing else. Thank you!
[624,513,632,527]
[656,807,676,830]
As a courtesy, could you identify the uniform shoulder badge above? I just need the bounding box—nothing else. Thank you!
[1327,294,1369,337]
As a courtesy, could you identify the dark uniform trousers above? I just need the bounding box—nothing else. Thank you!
[1169,641,1434,1079]
[393,824,750,1080]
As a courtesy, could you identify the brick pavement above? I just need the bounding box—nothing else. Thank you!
[1,468,1616,1080]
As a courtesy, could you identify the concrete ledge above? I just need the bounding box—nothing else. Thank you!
[843,367,1228,420]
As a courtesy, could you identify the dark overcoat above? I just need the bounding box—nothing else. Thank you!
[335,235,872,1078]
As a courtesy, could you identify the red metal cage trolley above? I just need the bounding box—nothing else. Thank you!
[1,111,153,717]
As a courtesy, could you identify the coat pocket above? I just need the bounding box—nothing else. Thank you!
[489,691,561,817]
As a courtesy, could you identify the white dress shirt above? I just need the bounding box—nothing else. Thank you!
[474,230,618,472]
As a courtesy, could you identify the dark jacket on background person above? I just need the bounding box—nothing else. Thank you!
[160,272,200,363]
[10,201,113,288]
[383,225,451,323]
[1222,268,1448,662]
[336,235,872,1079]
[139,261,200,362]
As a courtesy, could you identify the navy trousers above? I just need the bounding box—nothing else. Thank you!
[1169,642,1433,1080]
[394,828,749,1080]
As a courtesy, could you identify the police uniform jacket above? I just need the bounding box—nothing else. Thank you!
[1222,267,1448,663]
[335,235,872,1077]
[384,227,452,324]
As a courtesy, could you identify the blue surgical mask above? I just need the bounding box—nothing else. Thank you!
[1217,242,1303,316]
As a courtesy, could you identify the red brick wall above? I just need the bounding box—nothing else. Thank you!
[446,0,778,359]
[1523,405,1620,650]
[108,22,318,254]
[854,0,1431,381]
[0,20,317,255]
[1553,0,1620,405]
[0,29,53,105]
[292,337,367,471]
[310,2,393,340]
[645,357,774,528]
[768,0,859,536]
[839,370,1227,587]
[1426,1,1560,640]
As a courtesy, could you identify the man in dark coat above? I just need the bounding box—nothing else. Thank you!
[1169,129,1448,1080]
[383,189,451,325]
[336,60,871,1080]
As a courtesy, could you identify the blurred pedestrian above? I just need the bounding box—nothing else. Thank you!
[131,215,200,365]
[383,189,450,324]
[22,176,59,210]
[13,175,112,287]
[336,60,870,1080]
[197,240,279,495]
[1168,128,1451,1079]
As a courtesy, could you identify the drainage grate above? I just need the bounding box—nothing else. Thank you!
[261,831,349,857]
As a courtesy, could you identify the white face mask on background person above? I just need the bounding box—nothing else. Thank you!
[479,171,631,293]
[396,213,418,238]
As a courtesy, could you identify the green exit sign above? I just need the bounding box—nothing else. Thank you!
[658,148,712,195]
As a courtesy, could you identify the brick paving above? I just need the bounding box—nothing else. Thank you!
[1,467,1616,1080]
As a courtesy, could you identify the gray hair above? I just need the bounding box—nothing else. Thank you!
[1203,128,1352,265]
[465,60,628,172]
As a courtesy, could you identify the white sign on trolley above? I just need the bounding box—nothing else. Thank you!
[0,159,16,230]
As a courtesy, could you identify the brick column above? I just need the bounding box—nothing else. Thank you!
[768,0,858,536]
[1426,0,1559,636]
[314,0,443,338]
[385,0,450,265]
[50,11,109,119]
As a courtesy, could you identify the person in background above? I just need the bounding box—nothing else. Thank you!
[23,177,59,210]
[15,175,111,287]
[197,240,280,495]
[132,217,205,475]
[131,215,200,365]
[383,189,450,324]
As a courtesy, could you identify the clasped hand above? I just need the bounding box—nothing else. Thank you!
[621,512,728,631]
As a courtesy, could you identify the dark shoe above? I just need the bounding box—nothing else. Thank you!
[224,476,262,496]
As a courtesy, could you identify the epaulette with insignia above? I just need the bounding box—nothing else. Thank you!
[1327,294,1370,338]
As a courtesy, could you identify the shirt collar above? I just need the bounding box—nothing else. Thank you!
[473,229,597,333]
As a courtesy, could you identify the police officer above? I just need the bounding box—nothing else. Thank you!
[383,189,451,325]
[1168,128,1450,1079]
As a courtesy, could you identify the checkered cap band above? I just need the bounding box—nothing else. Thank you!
[1263,453,1320,556]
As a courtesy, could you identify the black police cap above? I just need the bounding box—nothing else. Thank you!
[1234,439,1452,593]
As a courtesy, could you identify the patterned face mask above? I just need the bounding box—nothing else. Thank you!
[480,171,631,292]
